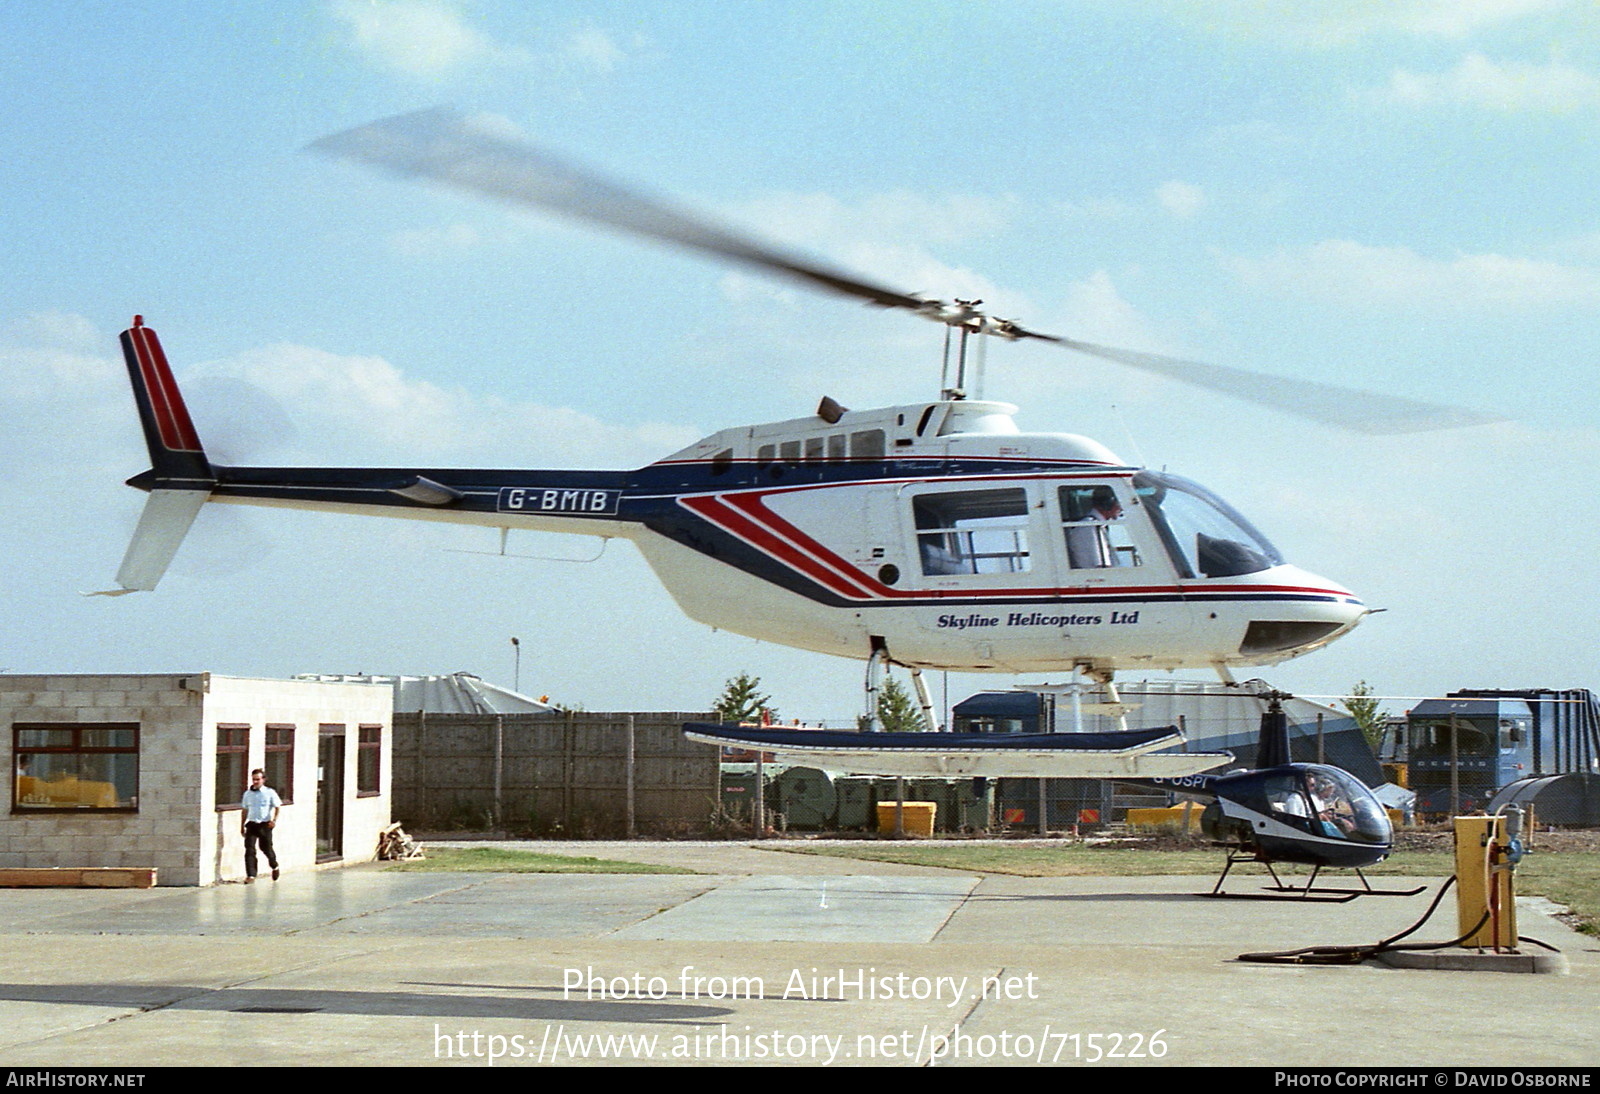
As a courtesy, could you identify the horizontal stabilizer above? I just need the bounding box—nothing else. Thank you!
[86,490,208,596]
[684,724,1232,779]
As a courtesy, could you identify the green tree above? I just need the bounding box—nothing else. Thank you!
[714,672,775,723]
[876,677,926,733]
[1343,680,1386,753]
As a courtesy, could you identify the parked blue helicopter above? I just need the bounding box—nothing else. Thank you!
[1131,692,1413,899]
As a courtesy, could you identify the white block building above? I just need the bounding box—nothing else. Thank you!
[2,673,392,886]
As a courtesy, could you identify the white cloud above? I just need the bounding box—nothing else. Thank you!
[0,313,699,480]
[716,190,1024,314]
[1222,239,1600,309]
[0,315,138,484]
[389,222,482,257]
[717,272,800,308]
[1167,0,1574,47]
[566,27,625,74]
[728,190,1013,249]
[1155,180,1206,218]
[0,313,118,402]
[1057,271,1174,352]
[331,4,633,83]
[1060,198,1133,220]
[1362,53,1600,112]
[331,0,524,78]
[192,343,697,468]
[8,310,101,352]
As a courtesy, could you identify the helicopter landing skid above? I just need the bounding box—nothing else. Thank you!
[1206,855,1421,903]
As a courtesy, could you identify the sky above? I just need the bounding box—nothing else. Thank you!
[2,0,1597,724]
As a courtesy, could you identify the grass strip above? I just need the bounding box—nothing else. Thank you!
[775,842,1596,935]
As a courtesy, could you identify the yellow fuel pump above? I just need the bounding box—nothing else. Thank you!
[1453,809,1525,951]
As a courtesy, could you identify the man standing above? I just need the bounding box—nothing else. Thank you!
[241,768,282,883]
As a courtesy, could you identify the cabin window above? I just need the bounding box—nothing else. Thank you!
[1262,773,1314,824]
[804,437,825,461]
[912,488,1031,575]
[710,448,734,476]
[757,444,776,466]
[13,723,140,812]
[850,429,885,459]
[826,433,847,461]
[779,440,801,463]
[1060,485,1141,569]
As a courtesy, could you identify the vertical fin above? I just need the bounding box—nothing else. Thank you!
[92,316,215,595]
[119,315,213,482]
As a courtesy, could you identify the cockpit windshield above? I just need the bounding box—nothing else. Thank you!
[1133,471,1283,579]
[1257,766,1389,844]
[1303,765,1391,844]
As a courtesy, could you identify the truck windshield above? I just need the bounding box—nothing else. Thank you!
[1134,471,1283,579]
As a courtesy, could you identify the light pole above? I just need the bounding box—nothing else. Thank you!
[511,636,521,693]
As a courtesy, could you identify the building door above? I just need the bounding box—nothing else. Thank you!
[317,726,345,862]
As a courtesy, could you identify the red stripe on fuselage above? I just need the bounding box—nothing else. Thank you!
[680,495,880,599]
[682,482,1357,604]
[129,324,202,453]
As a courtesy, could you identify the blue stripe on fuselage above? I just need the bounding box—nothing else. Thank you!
[174,456,1350,612]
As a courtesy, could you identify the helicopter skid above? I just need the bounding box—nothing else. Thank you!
[1206,854,1416,902]
[1258,875,1425,899]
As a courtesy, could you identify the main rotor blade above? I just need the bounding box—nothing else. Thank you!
[312,109,1505,435]
[309,107,928,312]
[1049,337,1507,435]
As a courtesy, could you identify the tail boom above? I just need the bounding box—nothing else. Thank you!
[102,316,642,594]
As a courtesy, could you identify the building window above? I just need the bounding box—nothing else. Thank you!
[357,725,382,797]
[265,724,295,805]
[215,724,250,810]
[13,723,139,812]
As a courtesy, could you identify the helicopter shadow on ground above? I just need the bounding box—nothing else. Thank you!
[0,981,733,1024]
[963,890,1215,903]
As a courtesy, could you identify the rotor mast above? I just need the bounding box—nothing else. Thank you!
[933,299,1023,401]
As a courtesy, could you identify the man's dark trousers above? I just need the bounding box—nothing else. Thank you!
[244,821,278,878]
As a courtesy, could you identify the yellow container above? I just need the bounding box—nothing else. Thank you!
[1124,801,1203,832]
[876,801,936,837]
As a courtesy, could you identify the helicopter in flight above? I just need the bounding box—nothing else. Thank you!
[101,109,1496,715]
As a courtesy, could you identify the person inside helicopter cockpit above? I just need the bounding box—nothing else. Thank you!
[1302,767,1389,844]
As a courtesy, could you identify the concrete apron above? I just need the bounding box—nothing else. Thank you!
[0,842,1593,1067]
